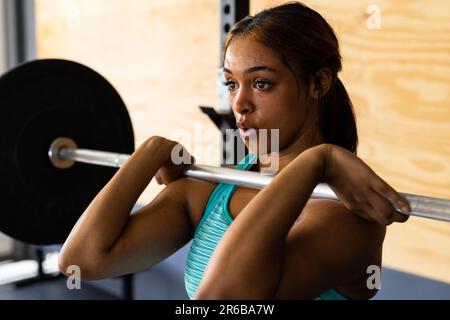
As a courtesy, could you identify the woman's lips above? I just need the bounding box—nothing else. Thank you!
[239,127,257,139]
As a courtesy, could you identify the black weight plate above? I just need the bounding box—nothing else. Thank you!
[0,59,134,245]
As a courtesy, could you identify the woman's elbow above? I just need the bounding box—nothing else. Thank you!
[58,249,102,281]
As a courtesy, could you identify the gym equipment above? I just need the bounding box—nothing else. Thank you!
[47,136,450,224]
[0,59,134,244]
[0,59,448,246]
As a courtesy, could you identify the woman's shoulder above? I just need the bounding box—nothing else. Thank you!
[295,199,385,299]
[175,177,218,228]
[294,198,386,274]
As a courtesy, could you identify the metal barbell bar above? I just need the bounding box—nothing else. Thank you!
[48,137,450,223]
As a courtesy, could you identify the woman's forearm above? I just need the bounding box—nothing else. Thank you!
[196,144,326,299]
[59,137,168,264]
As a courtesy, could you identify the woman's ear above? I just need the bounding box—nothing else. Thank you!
[308,68,333,99]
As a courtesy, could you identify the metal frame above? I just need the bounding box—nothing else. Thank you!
[217,0,249,113]
[0,1,6,73]
[0,0,37,262]
[202,0,250,166]
[219,0,250,59]
[3,0,36,70]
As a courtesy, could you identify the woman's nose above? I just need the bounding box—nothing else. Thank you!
[232,87,254,116]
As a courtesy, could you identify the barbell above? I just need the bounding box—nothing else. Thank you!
[0,59,449,245]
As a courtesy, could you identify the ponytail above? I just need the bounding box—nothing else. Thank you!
[318,78,358,154]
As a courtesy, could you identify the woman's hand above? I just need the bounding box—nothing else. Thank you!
[152,137,195,186]
[320,144,410,225]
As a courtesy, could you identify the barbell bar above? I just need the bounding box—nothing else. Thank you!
[48,137,450,223]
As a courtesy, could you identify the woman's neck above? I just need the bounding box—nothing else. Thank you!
[257,124,324,174]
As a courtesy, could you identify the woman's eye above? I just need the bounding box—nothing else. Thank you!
[254,80,271,90]
[223,80,237,92]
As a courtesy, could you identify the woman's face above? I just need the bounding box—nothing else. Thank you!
[223,37,312,155]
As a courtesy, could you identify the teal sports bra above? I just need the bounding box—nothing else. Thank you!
[184,152,348,300]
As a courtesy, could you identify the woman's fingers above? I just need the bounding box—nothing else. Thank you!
[372,179,410,213]
[370,179,411,224]
[353,191,391,225]
[324,144,411,225]
[338,191,376,223]
[345,185,410,225]
[354,206,378,224]
[152,141,194,187]
[366,196,400,225]
[155,173,163,185]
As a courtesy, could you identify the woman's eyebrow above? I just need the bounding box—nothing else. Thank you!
[223,66,277,74]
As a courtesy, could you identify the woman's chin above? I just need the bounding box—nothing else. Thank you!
[244,140,276,156]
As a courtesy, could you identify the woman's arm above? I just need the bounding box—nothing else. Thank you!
[58,136,192,280]
[195,144,325,299]
[194,144,409,299]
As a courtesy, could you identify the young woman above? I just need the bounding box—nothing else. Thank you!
[58,2,410,300]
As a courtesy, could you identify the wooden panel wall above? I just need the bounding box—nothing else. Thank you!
[35,0,222,206]
[35,0,449,284]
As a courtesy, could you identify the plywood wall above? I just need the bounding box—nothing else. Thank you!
[35,0,223,205]
[35,0,450,284]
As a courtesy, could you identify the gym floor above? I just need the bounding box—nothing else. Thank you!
[1,242,449,300]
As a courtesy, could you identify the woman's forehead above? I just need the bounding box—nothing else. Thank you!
[224,37,282,71]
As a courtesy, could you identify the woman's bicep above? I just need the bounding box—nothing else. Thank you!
[89,179,193,279]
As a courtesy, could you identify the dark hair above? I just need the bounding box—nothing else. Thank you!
[223,2,358,154]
